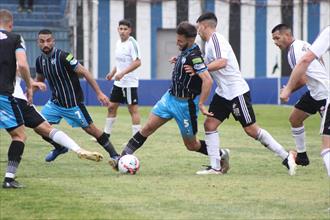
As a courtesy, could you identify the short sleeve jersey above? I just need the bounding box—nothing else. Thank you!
[36,48,83,108]
[0,30,25,95]
[114,36,141,88]
[309,26,330,59]
[288,40,329,100]
[169,43,207,98]
[204,32,249,100]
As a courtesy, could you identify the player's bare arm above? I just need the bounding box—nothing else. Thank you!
[106,66,117,80]
[75,63,110,106]
[280,50,316,102]
[16,50,32,103]
[207,58,227,72]
[198,70,213,116]
[114,58,141,81]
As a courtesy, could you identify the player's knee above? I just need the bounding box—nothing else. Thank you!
[244,126,258,139]
[184,140,199,151]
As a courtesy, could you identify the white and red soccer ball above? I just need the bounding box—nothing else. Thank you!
[118,154,140,175]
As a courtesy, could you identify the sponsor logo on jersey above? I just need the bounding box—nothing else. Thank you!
[181,57,186,64]
[51,58,56,65]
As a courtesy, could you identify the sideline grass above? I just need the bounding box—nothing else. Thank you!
[0,105,329,220]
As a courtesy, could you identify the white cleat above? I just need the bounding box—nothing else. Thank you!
[220,148,230,174]
[89,137,97,142]
[196,166,223,175]
[287,151,297,176]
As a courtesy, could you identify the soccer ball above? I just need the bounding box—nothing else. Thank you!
[118,154,140,175]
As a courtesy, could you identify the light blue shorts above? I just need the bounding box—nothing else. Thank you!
[0,95,24,130]
[41,100,92,128]
[152,91,199,138]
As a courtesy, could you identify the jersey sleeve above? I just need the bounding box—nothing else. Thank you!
[210,34,231,60]
[309,26,330,58]
[61,51,80,71]
[35,56,43,75]
[15,35,26,52]
[129,37,140,60]
[187,51,208,75]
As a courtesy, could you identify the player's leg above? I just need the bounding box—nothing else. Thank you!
[126,87,141,136]
[121,112,169,155]
[104,101,120,137]
[0,96,26,188]
[320,104,330,176]
[103,85,123,136]
[128,104,141,136]
[121,92,173,156]
[291,92,326,166]
[234,92,296,175]
[202,94,231,173]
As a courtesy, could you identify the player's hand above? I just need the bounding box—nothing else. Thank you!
[280,86,290,103]
[199,104,214,117]
[106,72,114,80]
[97,92,110,106]
[169,56,177,64]
[114,72,125,81]
[25,87,33,105]
[32,81,47,91]
[184,65,196,76]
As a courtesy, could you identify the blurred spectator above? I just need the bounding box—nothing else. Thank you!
[18,0,33,13]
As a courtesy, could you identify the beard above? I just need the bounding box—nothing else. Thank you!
[179,43,188,51]
[42,47,53,54]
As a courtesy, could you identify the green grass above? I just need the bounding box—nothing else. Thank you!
[0,105,329,220]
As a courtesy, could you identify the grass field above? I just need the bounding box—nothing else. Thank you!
[0,105,329,220]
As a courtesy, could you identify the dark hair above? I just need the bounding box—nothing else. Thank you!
[38,29,53,35]
[271,24,292,34]
[176,21,197,38]
[196,12,217,24]
[118,19,132,28]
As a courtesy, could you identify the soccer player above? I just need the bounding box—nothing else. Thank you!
[193,12,296,175]
[111,21,213,170]
[34,29,119,164]
[103,19,142,137]
[272,24,328,168]
[280,26,330,176]
[13,74,103,162]
[0,9,32,188]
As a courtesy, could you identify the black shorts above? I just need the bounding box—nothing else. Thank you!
[16,98,45,128]
[321,102,330,135]
[209,92,256,127]
[295,91,326,116]
[109,85,138,105]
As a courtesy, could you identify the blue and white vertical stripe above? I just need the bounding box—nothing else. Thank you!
[97,0,329,79]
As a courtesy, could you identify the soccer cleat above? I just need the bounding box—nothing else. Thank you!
[78,149,103,162]
[295,152,310,166]
[45,146,68,162]
[196,166,223,175]
[108,155,120,171]
[220,148,230,174]
[282,151,297,176]
[2,180,24,189]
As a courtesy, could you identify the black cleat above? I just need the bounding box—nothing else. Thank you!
[2,180,24,189]
[296,152,310,166]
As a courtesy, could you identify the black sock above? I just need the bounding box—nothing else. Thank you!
[97,132,119,158]
[197,140,208,155]
[42,136,63,149]
[122,131,147,155]
[4,141,25,182]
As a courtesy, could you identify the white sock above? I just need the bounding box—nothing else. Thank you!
[104,117,116,135]
[49,129,81,152]
[257,128,288,160]
[321,148,330,176]
[205,131,221,170]
[132,124,141,136]
[291,126,306,153]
